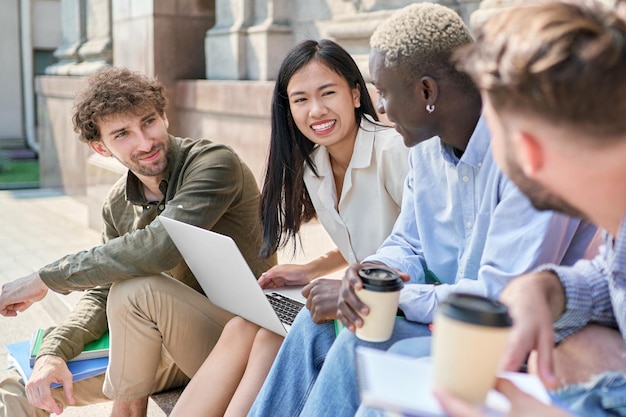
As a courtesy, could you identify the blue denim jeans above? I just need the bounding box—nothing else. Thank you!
[553,372,626,416]
[248,309,336,417]
[298,319,431,417]
[248,310,432,417]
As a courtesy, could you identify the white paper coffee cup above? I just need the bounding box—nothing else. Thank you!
[432,293,512,405]
[355,266,403,342]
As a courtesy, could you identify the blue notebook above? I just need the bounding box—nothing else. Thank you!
[6,340,108,388]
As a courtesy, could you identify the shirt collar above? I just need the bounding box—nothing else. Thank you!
[350,114,379,170]
[440,114,490,168]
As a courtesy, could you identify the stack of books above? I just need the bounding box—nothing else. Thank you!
[6,329,110,388]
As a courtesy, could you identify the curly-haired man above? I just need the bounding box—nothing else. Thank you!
[0,67,275,417]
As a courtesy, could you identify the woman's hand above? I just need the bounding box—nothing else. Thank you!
[258,264,312,289]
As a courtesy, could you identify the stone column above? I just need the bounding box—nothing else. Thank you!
[205,0,254,80]
[45,0,86,75]
[70,0,113,75]
[113,0,215,129]
[245,0,293,80]
[318,0,433,81]
[321,9,391,81]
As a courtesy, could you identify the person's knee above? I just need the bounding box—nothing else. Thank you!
[289,310,324,340]
[281,311,335,367]
[109,277,152,308]
[255,328,284,347]
[0,371,26,396]
[332,328,361,354]
[388,336,432,357]
[223,317,262,343]
[107,275,164,316]
[0,374,29,415]
[556,324,626,370]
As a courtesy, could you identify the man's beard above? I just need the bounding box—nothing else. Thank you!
[129,141,170,177]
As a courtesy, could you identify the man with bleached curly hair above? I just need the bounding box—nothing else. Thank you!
[247,3,600,417]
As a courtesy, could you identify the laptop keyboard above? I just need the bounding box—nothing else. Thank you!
[266,292,305,325]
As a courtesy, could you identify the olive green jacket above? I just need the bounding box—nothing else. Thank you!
[37,135,276,361]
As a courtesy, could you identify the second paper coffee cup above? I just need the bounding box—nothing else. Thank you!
[355,266,403,342]
[432,293,512,405]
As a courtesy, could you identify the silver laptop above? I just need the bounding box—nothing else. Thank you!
[160,216,306,336]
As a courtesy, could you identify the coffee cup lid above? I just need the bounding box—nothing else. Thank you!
[438,293,512,327]
[358,266,403,292]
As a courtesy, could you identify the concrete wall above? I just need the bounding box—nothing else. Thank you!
[35,76,92,195]
[32,0,64,50]
[175,80,274,185]
[204,0,480,82]
[113,0,216,135]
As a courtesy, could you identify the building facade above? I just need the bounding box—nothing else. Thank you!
[8,0,511,229]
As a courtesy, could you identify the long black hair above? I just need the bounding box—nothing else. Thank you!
[259,39,379,258]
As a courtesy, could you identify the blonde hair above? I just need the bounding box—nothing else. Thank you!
[458,0,626,139]
[370,2,473,82]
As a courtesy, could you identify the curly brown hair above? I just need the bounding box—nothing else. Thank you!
[72,67,168,142]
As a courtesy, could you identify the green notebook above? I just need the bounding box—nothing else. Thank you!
[334,319,347,336]
[29,329,109,367]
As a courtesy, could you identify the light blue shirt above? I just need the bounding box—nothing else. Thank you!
[548,214,626,342]
[365,117,600,323]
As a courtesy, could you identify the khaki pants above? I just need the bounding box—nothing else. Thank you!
[0,274,232,416]
[104,274,233,400]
